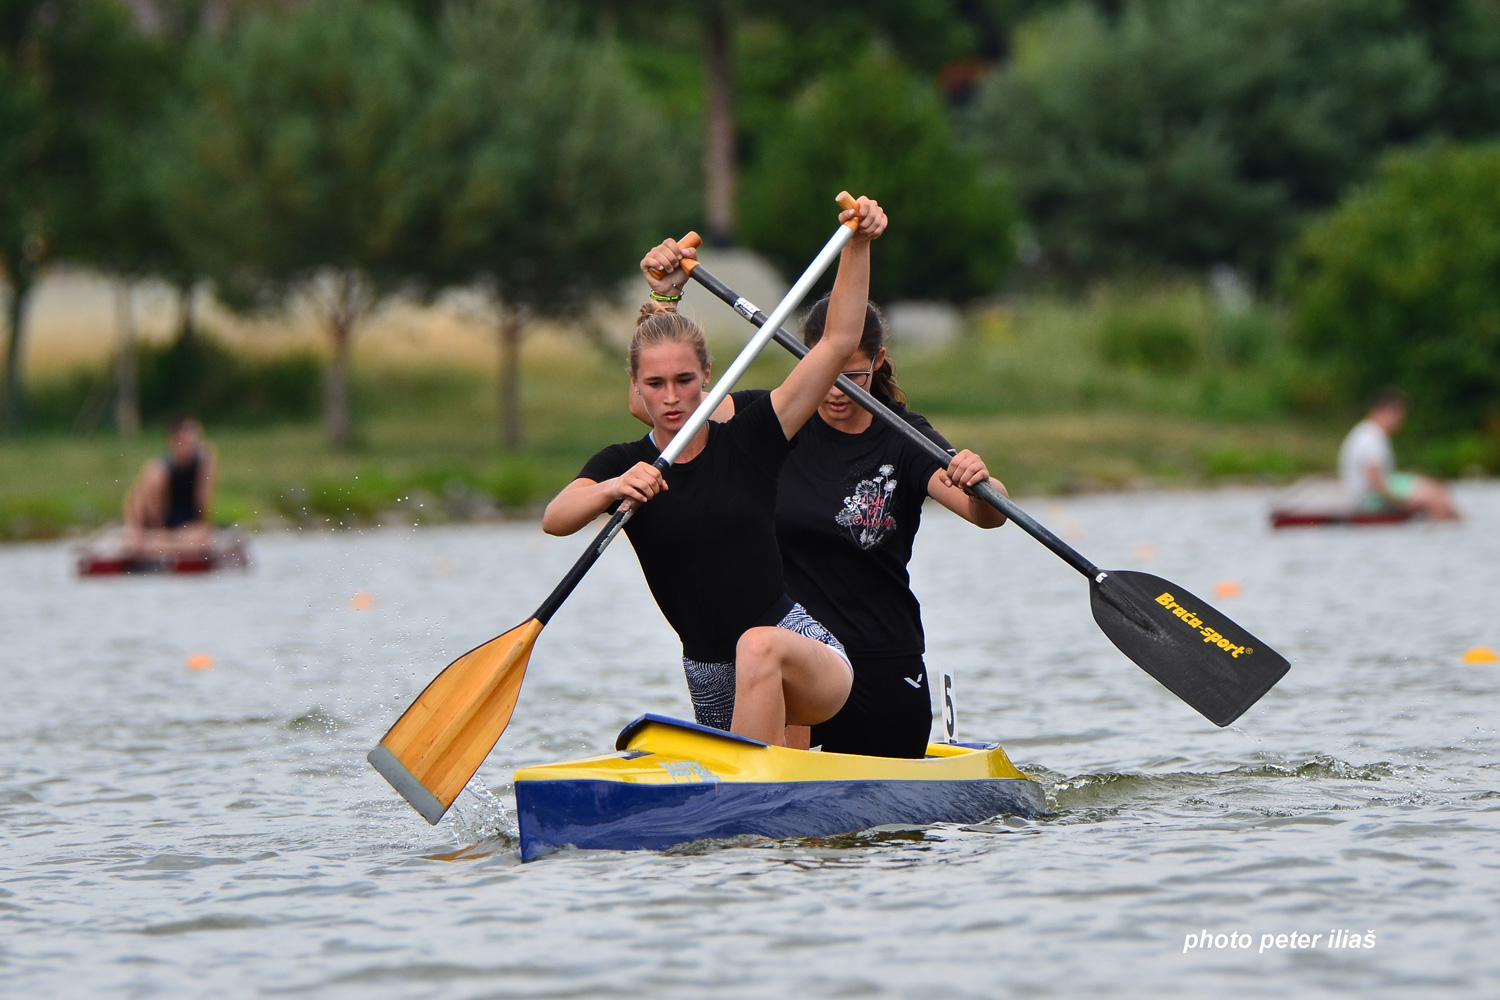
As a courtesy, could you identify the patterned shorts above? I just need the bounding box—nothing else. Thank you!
[681,603,849,733]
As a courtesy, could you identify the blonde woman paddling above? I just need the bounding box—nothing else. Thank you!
[542,198,888,744]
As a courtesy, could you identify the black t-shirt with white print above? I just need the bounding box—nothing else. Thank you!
[577,392,794,664]
[732,389,951,659]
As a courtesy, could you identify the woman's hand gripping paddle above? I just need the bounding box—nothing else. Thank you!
[666,234,1289,727]
[368,194,870,824]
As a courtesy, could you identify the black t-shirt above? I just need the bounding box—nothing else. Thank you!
[732,389,951,658]
[165,451,203,528]
[578,392,794,663]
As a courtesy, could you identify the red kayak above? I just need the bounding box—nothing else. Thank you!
[76,529,251,576]
[1269,478,1417,529]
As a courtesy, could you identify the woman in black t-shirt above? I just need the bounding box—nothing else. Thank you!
[542,199,888,746]
[630,298,1008,758]
[769,298,1007,758]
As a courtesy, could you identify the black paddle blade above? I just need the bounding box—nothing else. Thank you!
[1089,570,1289,727]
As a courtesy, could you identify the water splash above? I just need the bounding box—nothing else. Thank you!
[442,776,517,846]
[285,707,349,733]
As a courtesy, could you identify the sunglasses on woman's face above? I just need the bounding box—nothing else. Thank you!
[839,361,876,387]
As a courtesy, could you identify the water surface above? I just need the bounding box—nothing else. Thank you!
[3,484,1498,998]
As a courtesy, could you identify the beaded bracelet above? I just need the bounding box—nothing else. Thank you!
[649,291,683,302]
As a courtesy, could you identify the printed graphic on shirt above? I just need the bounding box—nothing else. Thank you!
[835,464,899,549]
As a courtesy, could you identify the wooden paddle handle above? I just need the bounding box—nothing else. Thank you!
[837,190,860,230]
[646,232,702,280]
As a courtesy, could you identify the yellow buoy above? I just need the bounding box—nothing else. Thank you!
[1462,646,1497,664]
[352,591,376,611]
[186,653,215,670]
[1213,580,1242,598]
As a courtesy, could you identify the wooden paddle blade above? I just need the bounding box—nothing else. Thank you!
[368,618,544,823]
[1089,570,1289,727]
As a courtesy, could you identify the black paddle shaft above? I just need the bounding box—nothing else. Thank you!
[685,263,1101,579]
[531,456,675,625]
[684,262,1290,726]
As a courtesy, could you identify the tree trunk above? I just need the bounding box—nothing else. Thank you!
[703,5,736,247]
[173,282,196,346]
[499,307,523,452]
[322,272,369,450]
[325,310,353,450]
[2,265,34,435]
[114,281,140,438]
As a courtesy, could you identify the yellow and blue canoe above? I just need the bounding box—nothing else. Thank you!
[513,714,1046,862]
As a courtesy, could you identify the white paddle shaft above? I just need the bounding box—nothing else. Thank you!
[655,224,856,465]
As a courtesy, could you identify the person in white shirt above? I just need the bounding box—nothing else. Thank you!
[1337,390,1458,519]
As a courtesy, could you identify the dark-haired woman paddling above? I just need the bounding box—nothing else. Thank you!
[630,281,1008,758]
[542,199,888,745]
[761,299,1007,758]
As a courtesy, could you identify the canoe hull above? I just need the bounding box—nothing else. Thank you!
[1268,476,1416,529]
[514,714,1046,862]
[517,774,1044,861]
[1271,509,1414,529]
[76,529,250,576]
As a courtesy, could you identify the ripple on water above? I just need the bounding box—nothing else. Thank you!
[141,914,269,936]
[1,489,1499,997]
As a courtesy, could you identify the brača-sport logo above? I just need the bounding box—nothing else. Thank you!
[1155,592,1253,658]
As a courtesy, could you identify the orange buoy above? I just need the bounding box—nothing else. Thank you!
[186,653,215,670]
[1134,543,1158,562]
[1213,580,1242,598]
[1462,646,1497,664]
[351,591,375,611]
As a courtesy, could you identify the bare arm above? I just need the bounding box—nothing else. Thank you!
[123,459,167,528]
[541,463,667,536]
[768,197,886,439]
[927,450,1007,528]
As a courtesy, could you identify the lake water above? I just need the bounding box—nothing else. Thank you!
[3,484,1498,998]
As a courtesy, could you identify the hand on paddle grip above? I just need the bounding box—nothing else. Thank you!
[836,192,887,243]
[941,449,991,491]
[612,461,667,510]
[642,236,700,294]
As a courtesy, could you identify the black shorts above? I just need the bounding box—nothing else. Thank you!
[811,653,932,759]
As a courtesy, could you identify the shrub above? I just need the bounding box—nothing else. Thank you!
[740,47,1015,303]
[1287,142,1500,444]
[965,0,1438,281]
[1097,304,1202,373]
[138,336,322,425]
[26,336,322,432]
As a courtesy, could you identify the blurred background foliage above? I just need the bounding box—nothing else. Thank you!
[5,0,1500,532]
[1286,142,1500,470]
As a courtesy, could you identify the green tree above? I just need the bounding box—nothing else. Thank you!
[1,0,151,433]
[418,0,684,451]
[965,0,1438,281]
[740,48,1015,302]
[581,1,989,246]
[78,25,183,438]
[153,0,436,448]
[1403,0,1500,141]
[1287,143,1500,445]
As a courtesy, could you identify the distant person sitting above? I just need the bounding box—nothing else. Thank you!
[123,417,219,552]
[1337,390,1458,519]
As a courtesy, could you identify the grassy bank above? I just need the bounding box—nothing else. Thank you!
[3,288,1354,541]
